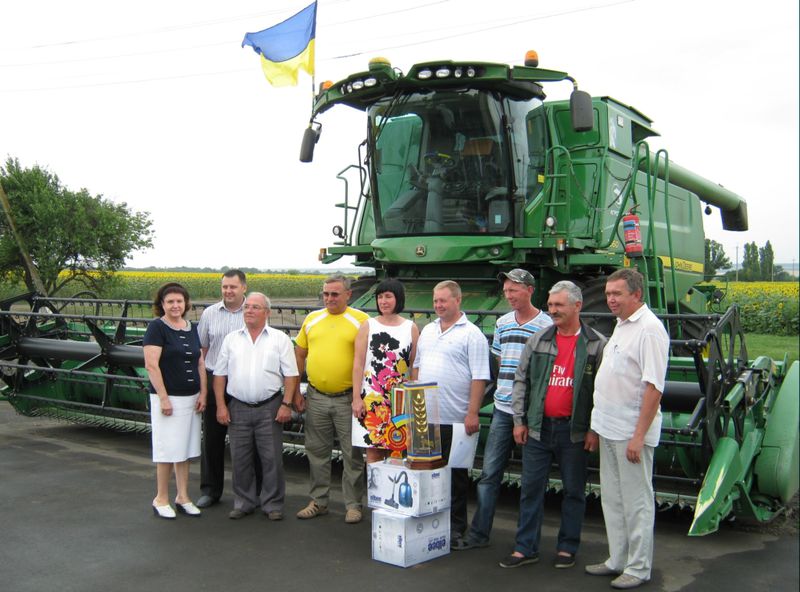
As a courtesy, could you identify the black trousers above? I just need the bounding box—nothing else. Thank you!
[201,370,261,499]
[441,424,469,538]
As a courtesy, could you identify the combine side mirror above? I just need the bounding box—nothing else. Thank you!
[570,89,594,132]
[299,126,320,163]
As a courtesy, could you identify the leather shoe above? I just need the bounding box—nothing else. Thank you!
[196,495,219,509]
[585,562,621,576]
[228,508,253,520]
[152,504,176,520]
[611,574,648,589]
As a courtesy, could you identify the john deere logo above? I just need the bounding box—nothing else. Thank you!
[416,245,426,257]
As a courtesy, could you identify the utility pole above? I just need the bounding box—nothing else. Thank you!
[0,181,47,295]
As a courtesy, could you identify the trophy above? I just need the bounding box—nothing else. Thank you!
[402,381,443,469]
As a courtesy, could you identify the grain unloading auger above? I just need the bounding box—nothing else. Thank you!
[1,291,796,535]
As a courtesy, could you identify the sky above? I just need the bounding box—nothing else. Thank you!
[1,0,798,271]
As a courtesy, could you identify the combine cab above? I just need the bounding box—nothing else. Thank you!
[1,53,797,536]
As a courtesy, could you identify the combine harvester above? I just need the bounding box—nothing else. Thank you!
[1,52,797,536]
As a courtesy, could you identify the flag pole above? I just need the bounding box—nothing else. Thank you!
[310,0,318,114]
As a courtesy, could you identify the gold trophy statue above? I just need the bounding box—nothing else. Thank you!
[402,382,443,469]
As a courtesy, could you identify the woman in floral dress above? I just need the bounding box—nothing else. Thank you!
[351,279,419,462]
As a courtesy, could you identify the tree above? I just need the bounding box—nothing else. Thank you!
[0,157,154,295]
[740,241,760,281]
[759,240,775,281]
[704,239,732,281]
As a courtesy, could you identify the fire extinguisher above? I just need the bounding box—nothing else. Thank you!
[623,208,643,257]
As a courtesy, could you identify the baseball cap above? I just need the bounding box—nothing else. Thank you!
[497,268,535,287]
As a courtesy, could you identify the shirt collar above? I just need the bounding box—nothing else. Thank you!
[618,302,649,325]
[435,312,468,327]
[217,299,245,314]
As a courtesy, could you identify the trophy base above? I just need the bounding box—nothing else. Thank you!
[406,457,446,470]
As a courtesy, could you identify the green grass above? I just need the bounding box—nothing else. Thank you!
[745,333,799,368]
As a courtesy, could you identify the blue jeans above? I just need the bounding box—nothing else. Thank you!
[515,418,588,557]
[466,409,515,544]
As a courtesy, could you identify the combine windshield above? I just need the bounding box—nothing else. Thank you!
[369,89,544,237]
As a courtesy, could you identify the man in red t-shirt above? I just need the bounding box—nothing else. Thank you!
[499,281,606,570]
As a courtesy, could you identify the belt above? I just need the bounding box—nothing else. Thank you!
[543,416,571,424]
[234,393,279,408]
[309,383,353,397]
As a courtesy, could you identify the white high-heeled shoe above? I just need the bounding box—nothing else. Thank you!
[152,504,177,519]
[175,501,201,517]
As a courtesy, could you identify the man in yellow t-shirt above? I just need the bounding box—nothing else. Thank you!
[294,274,368,524]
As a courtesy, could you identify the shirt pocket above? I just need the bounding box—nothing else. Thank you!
[262,354,280,376]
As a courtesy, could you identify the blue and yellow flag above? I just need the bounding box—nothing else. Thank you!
[242,1,317,87]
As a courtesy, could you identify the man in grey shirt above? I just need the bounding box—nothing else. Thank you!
[196,269,254,508]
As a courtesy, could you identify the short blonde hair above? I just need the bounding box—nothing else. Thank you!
[434,280,461,298]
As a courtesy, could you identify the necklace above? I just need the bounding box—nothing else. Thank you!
[162,316,187,330]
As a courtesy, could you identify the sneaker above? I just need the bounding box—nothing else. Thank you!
[585,562,621,576]
[451,537,489,551]
[345,508,362,524]
[499,553,539,568]
[296,501,328,520]
[554,553,575,568]
[611,574,648,589]
[265,511,284,521]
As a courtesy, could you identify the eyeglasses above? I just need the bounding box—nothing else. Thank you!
[243,304,267,310]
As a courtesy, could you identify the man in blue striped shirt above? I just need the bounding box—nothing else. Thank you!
[454,269,552,550]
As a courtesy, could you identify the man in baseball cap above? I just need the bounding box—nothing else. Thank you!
[454,268,553,550]
[497,269,536,287]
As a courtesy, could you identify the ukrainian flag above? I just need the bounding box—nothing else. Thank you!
[242,1,317,87]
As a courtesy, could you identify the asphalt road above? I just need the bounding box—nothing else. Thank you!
[0,402,796,592]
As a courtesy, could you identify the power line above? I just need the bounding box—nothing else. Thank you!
[0,0,631,92]
[0,0,446,68]
[0,67,253,93]
[330,0,634,59]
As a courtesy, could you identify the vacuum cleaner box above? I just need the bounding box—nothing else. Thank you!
[367,461,451,517]
[372,509,450,568]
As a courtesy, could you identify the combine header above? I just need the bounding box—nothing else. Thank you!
[1,52,797,536]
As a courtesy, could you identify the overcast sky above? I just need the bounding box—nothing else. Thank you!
[2,0,797,270]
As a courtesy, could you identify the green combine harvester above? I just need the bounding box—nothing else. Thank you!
[1,53,797,536]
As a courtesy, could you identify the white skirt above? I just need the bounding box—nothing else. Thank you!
[150,394,201,463]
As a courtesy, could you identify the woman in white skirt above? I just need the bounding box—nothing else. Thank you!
[143,283,207,519]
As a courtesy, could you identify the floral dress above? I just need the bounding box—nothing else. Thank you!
[352,317,413,451]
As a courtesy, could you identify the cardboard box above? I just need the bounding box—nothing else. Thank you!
[367,461,450,517]
[372,509,450,568]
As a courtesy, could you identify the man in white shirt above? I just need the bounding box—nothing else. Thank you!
[213,293,299,521]
[586,269,669,589]
[412,280,490,549]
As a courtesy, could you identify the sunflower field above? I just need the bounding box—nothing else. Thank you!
[102,271,331,301]
[712,281,799,336]
[0,271,330,302]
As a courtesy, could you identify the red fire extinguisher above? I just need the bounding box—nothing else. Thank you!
[623,208,643,257]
